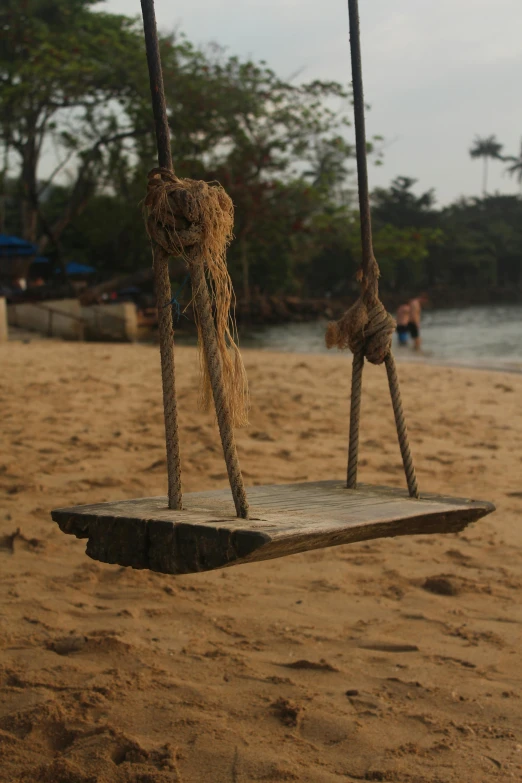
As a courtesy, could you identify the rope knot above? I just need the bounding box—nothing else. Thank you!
[325,295,395,365]
[144,168,207,256]
[143,167,249,428]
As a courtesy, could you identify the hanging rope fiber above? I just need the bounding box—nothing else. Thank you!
[326,0,419,498]
[140,0,249,519]
[144,169,249,429]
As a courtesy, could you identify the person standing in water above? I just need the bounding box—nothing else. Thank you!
[396,302,411,347]
[408,294,429,351]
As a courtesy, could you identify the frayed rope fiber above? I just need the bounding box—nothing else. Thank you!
[144,167,249,427]
[325,257,396,365]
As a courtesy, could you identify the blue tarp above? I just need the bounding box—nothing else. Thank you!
[118,286,141,294]
[66,261,95,276]
[0,239,95,275]
[0,234,37,257]
[32,257,96,276]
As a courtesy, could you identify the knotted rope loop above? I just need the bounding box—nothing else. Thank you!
[140,1,248,518]
[144,168,205,256]
[325,289,396,365]
[143,166,249,429]
[325,0,418,496]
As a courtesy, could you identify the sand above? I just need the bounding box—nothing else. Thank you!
[0,339,521,783]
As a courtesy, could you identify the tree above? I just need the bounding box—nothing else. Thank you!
[502,138,522,192]
[368,177,442,289]
[469,135,503,196]
[439,196,522,287]
[167,52,355,302]
[30,36,359,300]
[0,0,146,256]
[1,4,360,300]
[372,176,436,229]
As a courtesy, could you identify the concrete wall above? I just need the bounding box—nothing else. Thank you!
[82,302,138,342]
[7,299,138,342]
[0,297,7,342]
[8,299,83,340]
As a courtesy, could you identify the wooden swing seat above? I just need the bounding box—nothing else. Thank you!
[51,481,494,575]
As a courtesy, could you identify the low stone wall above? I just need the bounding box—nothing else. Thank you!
[8,299,83,340]
[7,299,138,342]
[81,302,138,342]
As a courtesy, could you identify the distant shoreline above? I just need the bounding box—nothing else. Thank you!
[394,354,522,375]
[8,321,521,375]
[169,331,522,375]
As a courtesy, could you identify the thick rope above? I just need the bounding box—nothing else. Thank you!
[154,246,183,509]
[385,354,419,498]
[141,0,181,510]
[190,261,249,518]
[144,168,249,519]
[347,349,364,489]
[326,0,419,497]
[140,1,249,517]
[141,0,172,171]
[144,168,249,427]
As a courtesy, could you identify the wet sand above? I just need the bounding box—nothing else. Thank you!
[1,340,521,782]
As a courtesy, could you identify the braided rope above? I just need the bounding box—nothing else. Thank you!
[385,353,419,497]
[189,261,249,519]
[144,168,249,519]
[140,1,248,518]
[154,246,183,510]
[328,0,420,496]
[141,0,183,510]
[347,349,364,489]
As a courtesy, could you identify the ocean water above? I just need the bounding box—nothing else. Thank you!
[240,305,522,372]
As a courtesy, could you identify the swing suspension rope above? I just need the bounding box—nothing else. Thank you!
[140,0,249,519]
[326,0,419,499]
[139,0,419,520]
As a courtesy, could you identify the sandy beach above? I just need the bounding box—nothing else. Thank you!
[1,339,521,782]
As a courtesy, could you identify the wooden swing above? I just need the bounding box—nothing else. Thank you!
[51,0,494,574]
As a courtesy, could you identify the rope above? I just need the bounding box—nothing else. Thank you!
[144,168,250,519]
[154,246,183,510]
[347,349,364,489]
[140,0,249,518]
[140,0,172,171]
[385,354,419,498]
[326,0,419,497]
[141,0,182,510]
[190,261,249,518]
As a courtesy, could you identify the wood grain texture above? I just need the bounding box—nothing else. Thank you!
[51,481,495,575]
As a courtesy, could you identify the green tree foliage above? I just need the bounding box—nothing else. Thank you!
[60,44,358,298]
[369,177,443,291]
[501,138,522,189]
[2,2,522,306]
[438,196,522,287]
[0,0,146,252]
[372,176,436,228]
[469,135,503,196]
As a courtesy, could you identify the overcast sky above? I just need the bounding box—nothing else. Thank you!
[104,0,522,205]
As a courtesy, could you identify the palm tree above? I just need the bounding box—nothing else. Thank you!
[503,138,522,193]
[469,135,503,195]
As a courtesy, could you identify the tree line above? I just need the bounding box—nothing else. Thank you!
[1,0,521,306]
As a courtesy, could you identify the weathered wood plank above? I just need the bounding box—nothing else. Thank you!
[51,481,495,575]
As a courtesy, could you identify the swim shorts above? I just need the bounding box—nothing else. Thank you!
[397,324,409,345]
[408,322,419,339]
